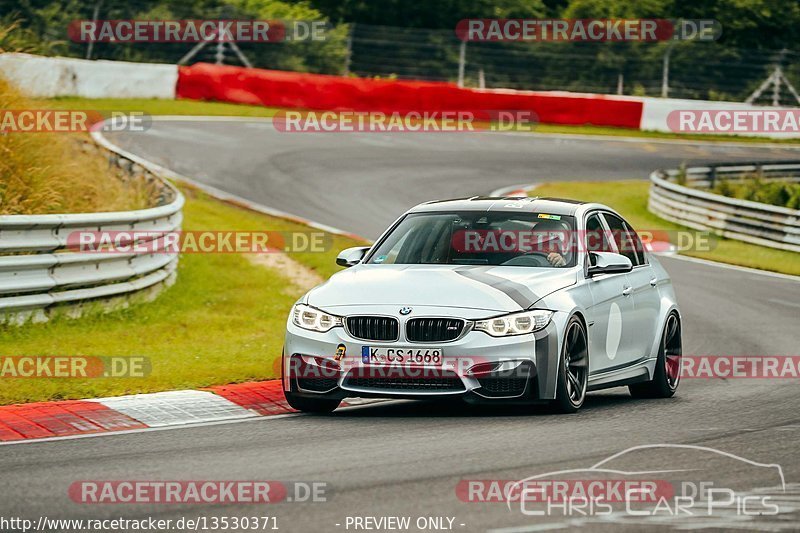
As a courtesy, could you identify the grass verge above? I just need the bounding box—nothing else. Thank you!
[32,97,282,118]
[33,97,800,145]
[0,185,364,405]
[530,180,800,276]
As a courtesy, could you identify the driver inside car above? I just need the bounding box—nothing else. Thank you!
[532,219,571,267]
[445,216,574,267]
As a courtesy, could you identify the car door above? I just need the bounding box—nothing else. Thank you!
[583,212,636,374]
[601,212,661,363]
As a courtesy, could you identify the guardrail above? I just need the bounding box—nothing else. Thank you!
[648,161,800,253]
[0,133,184,325]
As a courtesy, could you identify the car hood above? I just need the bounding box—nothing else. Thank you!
[307,264,578,313]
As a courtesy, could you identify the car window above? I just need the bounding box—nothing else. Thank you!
[383,216,452,264]
[367,211,578,267]
[585,213,613,256]
[602,213,639,265]
[624,221,647,265]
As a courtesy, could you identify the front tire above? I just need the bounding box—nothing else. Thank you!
[629,312,681,399]
[551,316,589,413]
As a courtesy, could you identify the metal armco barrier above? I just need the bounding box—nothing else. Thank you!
[0,135,184,325]
[648,161,800,253]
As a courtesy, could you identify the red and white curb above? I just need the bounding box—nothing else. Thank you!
[0,381,380,443]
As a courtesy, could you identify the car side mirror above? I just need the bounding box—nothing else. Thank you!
[588,251,633,276]
[336,246,370,267]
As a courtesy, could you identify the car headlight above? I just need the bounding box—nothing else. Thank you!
[292,304,343,332]
[474,310,554,337]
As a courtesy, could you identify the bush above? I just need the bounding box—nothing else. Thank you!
[711,177,800,209]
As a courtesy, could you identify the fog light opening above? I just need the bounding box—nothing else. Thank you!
[468,360,525,376]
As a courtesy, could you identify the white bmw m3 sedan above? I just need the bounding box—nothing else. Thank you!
[283,197,681,414]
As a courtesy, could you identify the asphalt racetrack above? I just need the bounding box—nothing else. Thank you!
[3,119,800,532]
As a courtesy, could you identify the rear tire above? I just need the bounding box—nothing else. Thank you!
[550,316,589,414]
[629,312,681,399]
[284,391,341,414]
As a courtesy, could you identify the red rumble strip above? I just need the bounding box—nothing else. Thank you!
[207,379,359,415]
[205,380,294,416]
[0,380,372,442]
[0,401,146,441]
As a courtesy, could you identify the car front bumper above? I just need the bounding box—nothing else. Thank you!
[283,320,560,403]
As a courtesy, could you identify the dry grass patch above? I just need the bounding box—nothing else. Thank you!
[0,76,150,214]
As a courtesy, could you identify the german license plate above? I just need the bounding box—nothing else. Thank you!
[362,347,443,366]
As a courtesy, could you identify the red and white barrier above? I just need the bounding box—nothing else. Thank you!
[639,96,800,138]
[3,54,796,137]
[176,63,644,129]
[175,63,800,137]
[0,53,177,99]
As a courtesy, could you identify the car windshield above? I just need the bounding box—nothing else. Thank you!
[367,211,577,267]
